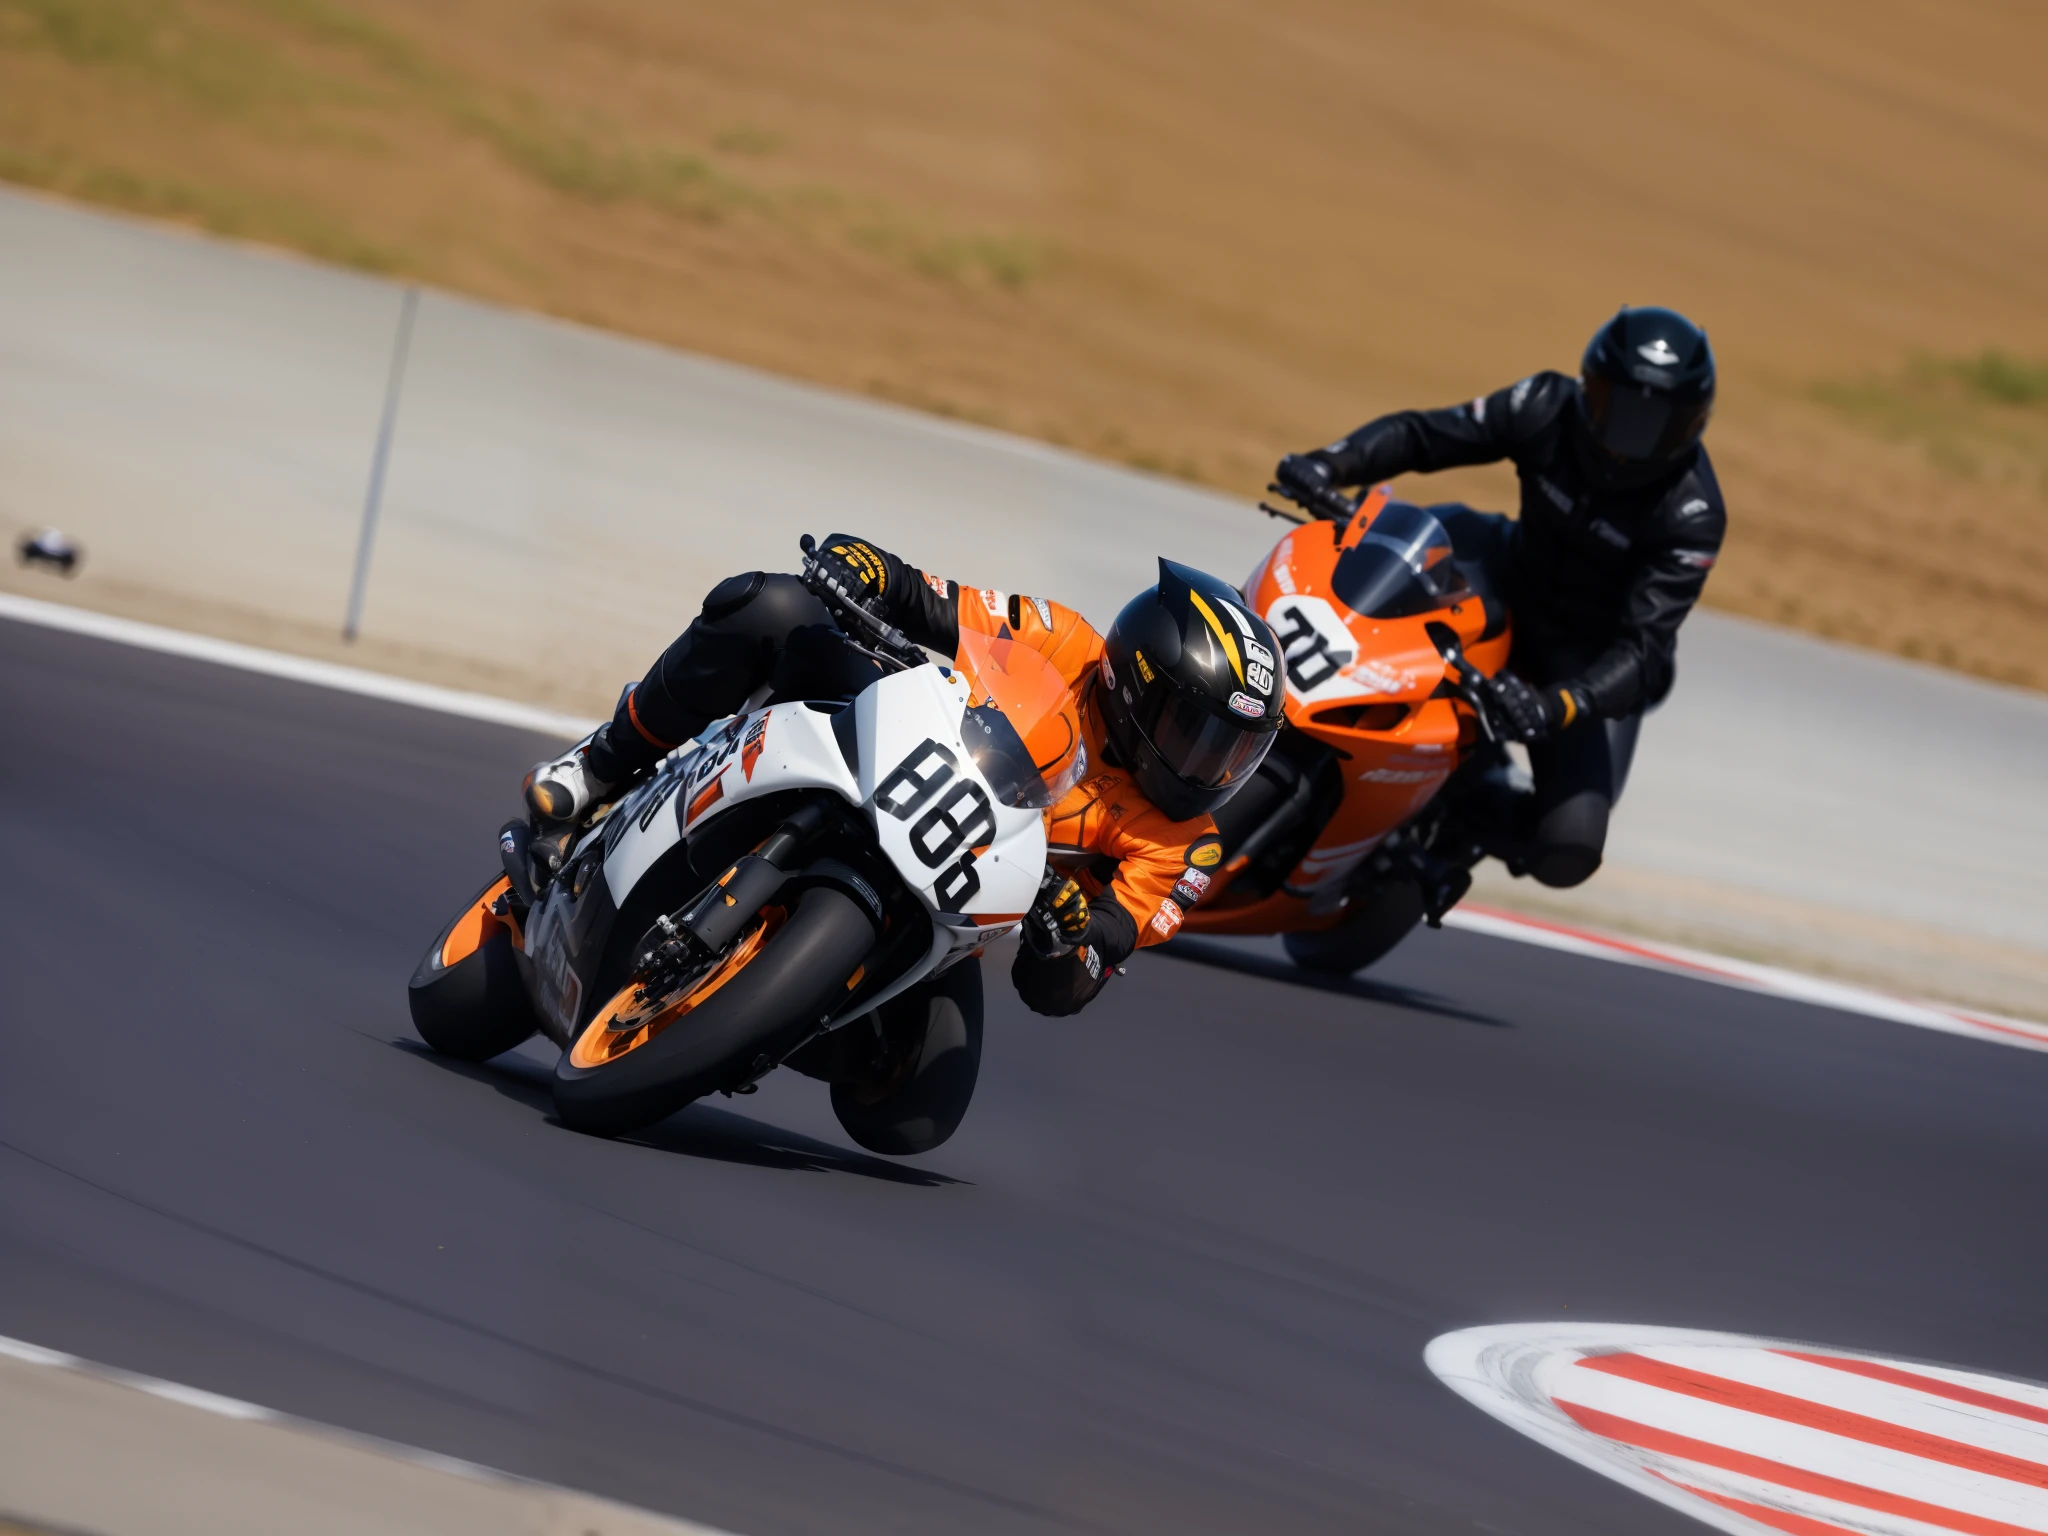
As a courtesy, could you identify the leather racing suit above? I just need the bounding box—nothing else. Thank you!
[1311,371,1727,886]
[582,563,1222,1017]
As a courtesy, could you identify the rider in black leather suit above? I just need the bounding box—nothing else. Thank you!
[1277,306,1726,889]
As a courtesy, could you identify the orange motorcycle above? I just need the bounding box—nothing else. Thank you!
[1178,478,1514,973]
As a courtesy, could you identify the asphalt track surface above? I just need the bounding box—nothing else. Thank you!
[6,614,2047,1536]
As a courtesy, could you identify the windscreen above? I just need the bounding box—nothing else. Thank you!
[1329,501,1470,620]
[953,628,1086,810]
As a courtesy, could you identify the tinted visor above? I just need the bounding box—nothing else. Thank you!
[1583,372,1709,464]
[1145,687,1276,790]
[1330,502,1470,619]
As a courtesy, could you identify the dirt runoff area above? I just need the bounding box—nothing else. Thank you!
[2,0,2044,689]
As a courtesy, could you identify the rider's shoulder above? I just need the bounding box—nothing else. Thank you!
[1483,371,1576,437]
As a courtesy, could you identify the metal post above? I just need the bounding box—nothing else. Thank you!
[343,285,419,642]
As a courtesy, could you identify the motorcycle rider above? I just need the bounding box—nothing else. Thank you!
[1275,306,1724,890]
[522,537,1286,1016]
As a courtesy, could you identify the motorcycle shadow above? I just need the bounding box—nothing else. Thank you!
[391,1040,963,1187]
[1155,937,1510,1028]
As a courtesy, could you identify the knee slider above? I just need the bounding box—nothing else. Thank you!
[1528,842,1603,889]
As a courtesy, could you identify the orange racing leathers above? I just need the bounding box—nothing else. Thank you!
[890,570,1224,1014]
[579,559,1221,1016]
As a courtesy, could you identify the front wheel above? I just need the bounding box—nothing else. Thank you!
[408,876,540,1060]
[551,885,877,1137]
[1283,879,1425,975]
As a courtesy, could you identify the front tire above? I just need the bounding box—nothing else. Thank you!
[408,876,540,1060]
[552,885,877,1137]
[829,962,983,1157]
[1283,879,1425,975]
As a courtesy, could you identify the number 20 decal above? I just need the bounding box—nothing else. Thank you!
[873,739,995,909]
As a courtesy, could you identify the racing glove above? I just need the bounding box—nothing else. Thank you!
[1273,452,1356,519]
[810,533,906,622]
[1024,872,1091,958]
[1487,672,1588,743]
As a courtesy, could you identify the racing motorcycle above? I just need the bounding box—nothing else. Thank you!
[407,541,1078,1154]
[1177,479,1515,973]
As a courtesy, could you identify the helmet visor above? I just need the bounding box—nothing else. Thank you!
[1582,372,1710,463]
[1147,688,1277,791]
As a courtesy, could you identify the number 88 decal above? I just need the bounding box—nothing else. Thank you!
[873,739,995,909]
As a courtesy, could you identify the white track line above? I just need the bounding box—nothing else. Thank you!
[6,592,2041,1052]
[0,1330,740,1533]
[1444,905,2048,1054]
[0,591,596,738]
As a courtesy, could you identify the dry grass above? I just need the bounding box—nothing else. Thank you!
[2,0,2044,687]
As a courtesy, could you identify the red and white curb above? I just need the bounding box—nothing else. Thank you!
[1428,1323,2048,1536]
[1444,906,2048,1056]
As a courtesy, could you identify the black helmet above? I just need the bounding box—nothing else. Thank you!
[1578,306,1715,468]
[1097,559,1285,823]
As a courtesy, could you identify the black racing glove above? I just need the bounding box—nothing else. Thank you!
[1024,872,1091,958]
[1487,672,1588,743]
[810,533,906,621]
[1273,452,1351,517]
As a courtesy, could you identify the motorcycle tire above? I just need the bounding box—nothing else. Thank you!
[552,885,877,1137]
[829,961,983,1157]
[408,876,541,1061]
[1283,879,1426,976]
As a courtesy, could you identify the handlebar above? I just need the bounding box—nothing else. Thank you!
[1259,477,1362,526]
[797,535,927,672]
[1423,620,1504,746]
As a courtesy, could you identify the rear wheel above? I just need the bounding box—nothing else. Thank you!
[407,876,540,1060]
[551,885,877,1137]
[1283,879,1425,975]
[828,962,983,1157]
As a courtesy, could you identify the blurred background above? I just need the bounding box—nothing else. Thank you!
[2,0,2043,686]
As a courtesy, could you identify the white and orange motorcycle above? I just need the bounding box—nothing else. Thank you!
[407,543,1079,1155]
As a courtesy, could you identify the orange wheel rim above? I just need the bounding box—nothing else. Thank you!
[440,876,515,969]
[568,907,786,1069]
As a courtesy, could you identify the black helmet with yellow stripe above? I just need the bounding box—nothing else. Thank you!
[1096,559,1286,823]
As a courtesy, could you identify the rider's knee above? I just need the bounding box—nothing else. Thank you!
[698,571,828,640]
[1528,791,1609,889]
[1010,943,1110,1018]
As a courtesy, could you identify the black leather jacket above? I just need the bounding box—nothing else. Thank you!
[1315,371,1726,718]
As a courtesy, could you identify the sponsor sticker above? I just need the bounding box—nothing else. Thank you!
[1176,866,1212,898]
[979,587,1004,617]
[1674,549,1717,569]
[924,572,952,599]
[741,713,768,781]
[1470,394,1487,423]
[1134,649,1156,684]
[1149,901,1183,939]
[1188,839,1223,868]
[1228,690,1263,718]
[1029,595,1053,630]
[1099,654,1116,690]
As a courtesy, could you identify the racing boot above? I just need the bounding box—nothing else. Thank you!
[522,726,622,826]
